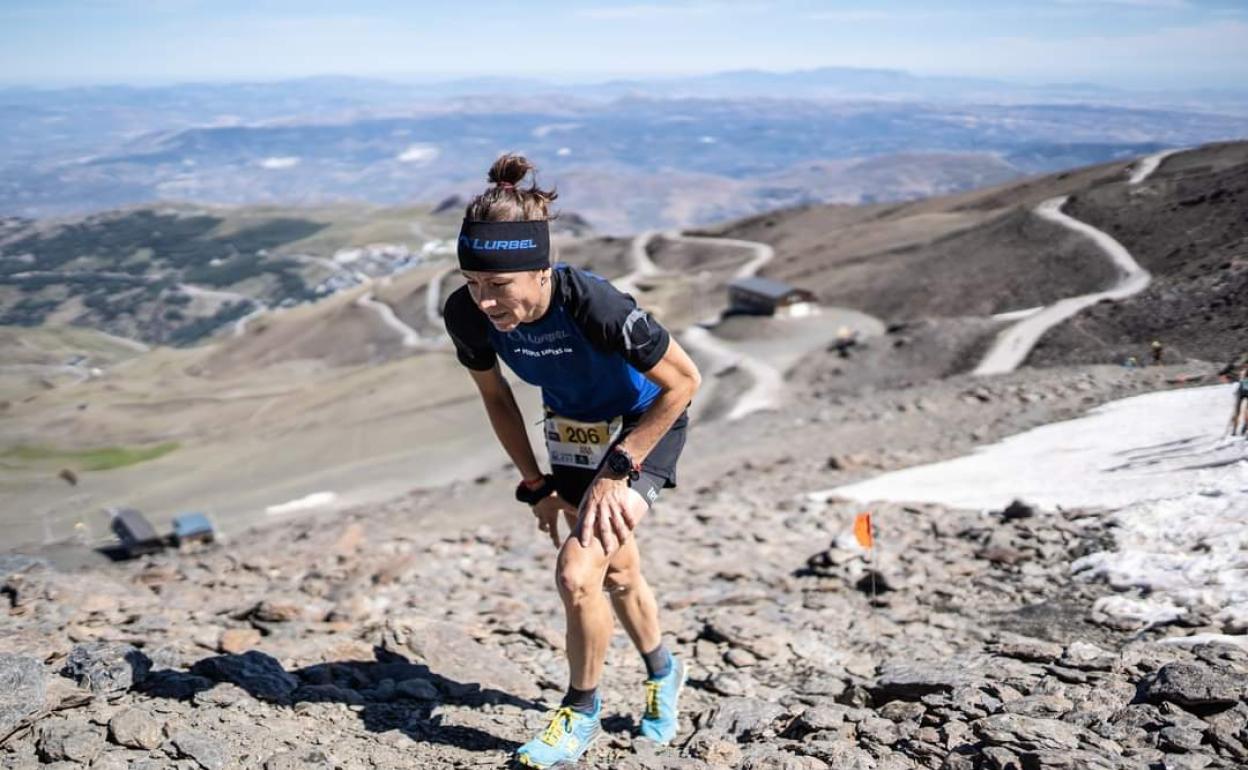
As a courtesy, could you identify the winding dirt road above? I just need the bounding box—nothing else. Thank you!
[356,288,421,348]
[620,230,787,420]
[975,148,1177,376]
[972,196,1152,376]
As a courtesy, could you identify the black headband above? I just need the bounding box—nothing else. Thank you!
[457,219,550,272]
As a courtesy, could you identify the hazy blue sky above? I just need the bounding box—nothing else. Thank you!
[1,0,1246,89]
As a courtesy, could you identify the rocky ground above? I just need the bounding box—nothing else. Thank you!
[5,358,1247,770]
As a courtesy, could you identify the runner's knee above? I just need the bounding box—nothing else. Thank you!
[604,562,639,595]
[555,546,604,604]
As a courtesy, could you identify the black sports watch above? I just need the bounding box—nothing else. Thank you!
[515,474,555,505]
[605,447,641,481]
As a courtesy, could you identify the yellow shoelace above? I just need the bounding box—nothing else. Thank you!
[644,680,662,719]
[540,707,576,746]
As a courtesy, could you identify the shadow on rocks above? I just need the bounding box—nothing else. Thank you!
[135,646,541,754]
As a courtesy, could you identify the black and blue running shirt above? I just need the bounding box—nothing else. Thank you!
[444,264,671,422]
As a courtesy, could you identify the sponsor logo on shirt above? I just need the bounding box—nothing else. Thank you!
[508,327,575,358]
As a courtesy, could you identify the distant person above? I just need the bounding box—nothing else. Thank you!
[1230,364,1248,438]
[833,325,859,358]
[444,154,700,768]
[1151,339,1164,365]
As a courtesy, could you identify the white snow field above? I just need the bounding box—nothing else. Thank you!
[816,383,1248,631]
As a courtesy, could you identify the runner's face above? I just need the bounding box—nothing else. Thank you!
[463,269,549,331]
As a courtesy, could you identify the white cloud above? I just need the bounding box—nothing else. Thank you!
[396,144,439,164]
[258,156,299,170]
[532,122,582,139]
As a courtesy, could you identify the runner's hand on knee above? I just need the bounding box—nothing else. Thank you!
[580,476,631,552]
[531,494,568,549]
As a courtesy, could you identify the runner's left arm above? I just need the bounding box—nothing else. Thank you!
[614,338,700,465]
[563,269,701,466]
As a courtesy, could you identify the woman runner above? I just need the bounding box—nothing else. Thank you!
[1230,364,1248,437]
[443,154,701,768]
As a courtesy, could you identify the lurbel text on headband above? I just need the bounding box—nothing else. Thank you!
[457,219,551,272]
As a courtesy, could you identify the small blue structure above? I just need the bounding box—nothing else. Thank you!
[172,512,215,544]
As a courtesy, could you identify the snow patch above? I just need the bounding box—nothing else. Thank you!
[266,491,337,516]
[820,384,1248,628]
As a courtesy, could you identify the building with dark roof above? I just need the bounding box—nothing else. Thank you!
[727,276,817,317]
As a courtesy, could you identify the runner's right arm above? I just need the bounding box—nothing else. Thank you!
[443,285,544,481]
[468,364,543,482]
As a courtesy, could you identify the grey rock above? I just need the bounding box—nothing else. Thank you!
[725,648,757,668]
[1013,749,1123,769]
[395,677,440,701]
[699,697,785,740]
[62,643,151,694]
[973,714,1081,752]
[796,739,878,769]
[37,720,104,763]
[992,637,1061,666]
[170,729,228,770]
[1161,756,1214,770]
[877,700,924,722]
[107,708,162,750]
[0,654,45,737]
[138,670,213,700]
[1061,641,1116,671]
[739,746,830,770]
[1145,662,1248,707]
[982,746,1021,770]
[871,657,984,702]
[190,651,298,703]
[192,682,252,707]
[1159,724,1206,753]
[683,730,743,766]
[707,671,751,697]
[382,617,539,699]
[1002,694,1073,719]
[89,754,132,770]
[293,684,363,705]
[857,715,900,746]
[1001,500,1036,520]
[264,749,335,770]
[786,704,849,737]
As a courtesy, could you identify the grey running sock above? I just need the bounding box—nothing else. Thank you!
[643,644,672,679]
[561,685,597,715]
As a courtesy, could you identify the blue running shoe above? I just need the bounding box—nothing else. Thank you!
[515,699,602,769]
[639,654,686,744]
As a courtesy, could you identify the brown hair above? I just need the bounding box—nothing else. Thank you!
[465,153,557,222]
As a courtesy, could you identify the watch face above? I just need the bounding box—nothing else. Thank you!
[608,450,631,475]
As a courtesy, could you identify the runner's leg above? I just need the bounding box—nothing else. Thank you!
[556,520,615,690]
[604,499,662,657]
[556,488,656,689]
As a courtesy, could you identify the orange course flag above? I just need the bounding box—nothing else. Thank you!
[853,512,874,549]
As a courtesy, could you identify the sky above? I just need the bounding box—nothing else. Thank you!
[1,0,1246,90]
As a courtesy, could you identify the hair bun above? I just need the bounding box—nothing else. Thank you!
[488,153,533,187]
[466,153,558,222]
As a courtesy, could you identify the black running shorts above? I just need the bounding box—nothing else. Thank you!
[551,411,688,510]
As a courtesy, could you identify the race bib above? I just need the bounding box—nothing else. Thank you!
[544,413,623,469]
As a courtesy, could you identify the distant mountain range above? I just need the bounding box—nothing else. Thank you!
[2,68,1247,231]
